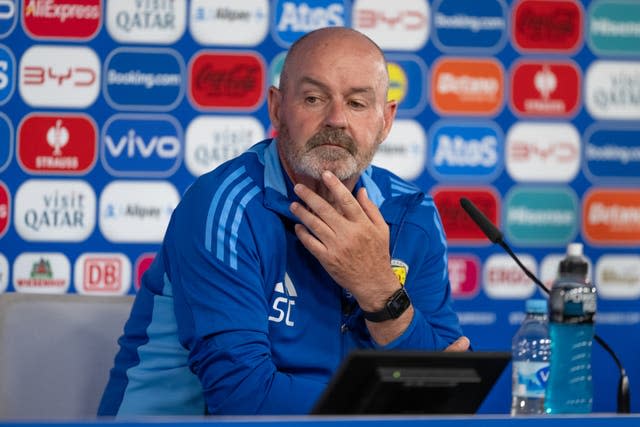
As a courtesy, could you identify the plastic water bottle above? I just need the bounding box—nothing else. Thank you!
[545,243,597,414]
[511,299,550,415]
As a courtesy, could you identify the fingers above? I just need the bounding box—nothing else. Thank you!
[444,336,471,352]
[356,187,386,226]
[319,171,364,220]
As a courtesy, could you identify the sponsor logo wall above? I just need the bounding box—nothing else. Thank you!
[1,0,639,413]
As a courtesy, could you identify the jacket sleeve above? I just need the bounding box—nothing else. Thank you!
[165,182,325,415]
[375,197,464,351]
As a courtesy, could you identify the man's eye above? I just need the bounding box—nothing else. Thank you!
[305,96,319,104]
[349,100,366,108]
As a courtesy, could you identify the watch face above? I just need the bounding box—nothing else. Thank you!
[388,288,411,318]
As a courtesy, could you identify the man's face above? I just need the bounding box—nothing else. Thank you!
[270,35,397,183]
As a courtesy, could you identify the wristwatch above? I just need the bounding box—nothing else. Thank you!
[362,287,411,323]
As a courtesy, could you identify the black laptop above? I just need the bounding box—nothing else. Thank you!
[312,350,511,415]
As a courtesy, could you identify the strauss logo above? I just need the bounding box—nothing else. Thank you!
[46,119,69,155]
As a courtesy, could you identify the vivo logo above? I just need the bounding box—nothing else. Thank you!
[101,114,182,177]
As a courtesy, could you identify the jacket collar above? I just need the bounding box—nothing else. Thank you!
[252,139,385,221]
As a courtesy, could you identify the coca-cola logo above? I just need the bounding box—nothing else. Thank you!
[189,51,265,111]
[513,0,582,52]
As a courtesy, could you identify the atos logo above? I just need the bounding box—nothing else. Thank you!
[484,253,537,299]
[19,45,100,108]
[432,0,507,53]
[589,1,640,56]
[429,121,503,182]
[0,112,12,173]
[272,0,348,47]
[386,54,427,117]
[190,0,269,46]
[432,186,500,244]
[74,253,131,296]
[18,113,97,175]
[431,57,504,116]
[585,61,640,120]
[0,44,15,104]
[134,252,155,291]
[0,181,9,238]
[353,0,429,51]
[106,0,186,44]
[448,254,480,299]
[22,0,101,40]
[510,60,580,117]
[506,122,580,183]
[189,51,265,111]
[505,186,578,247]
[0,0,17,37]
[584,125,640,183]
[102,114,183,178]
[104,48,184,111]
[513,0,583,52]
[583,188,640,246]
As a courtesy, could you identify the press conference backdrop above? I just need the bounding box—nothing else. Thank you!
[0,0,638,414]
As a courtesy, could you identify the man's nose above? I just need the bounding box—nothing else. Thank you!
[323,101,348,128]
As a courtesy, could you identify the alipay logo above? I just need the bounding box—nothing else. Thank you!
[101,114,183,178]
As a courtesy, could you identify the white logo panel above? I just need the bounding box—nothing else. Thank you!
[185,115,264,177]
[372,119,426,180]
[190,0,269,46]
[99,180,179,243]
[483,253,537,299]
[585,61,640,120]
[506,122,580,182]
[13,252,70,294]
[353,0,430,51]
[74,252,132,296]
[595,255,640,299]
[0,253,8,293]
[106,0,187,44]
[19,45,100,108]
[14,179,96,242]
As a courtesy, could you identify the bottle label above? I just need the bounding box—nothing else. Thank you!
[513,361,549,398]
[550,285,597,323]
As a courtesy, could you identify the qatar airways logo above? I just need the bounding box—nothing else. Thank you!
[14,179,96,242]
[585,61,640,120]
[106,0,186,44]
[185,115,264,177]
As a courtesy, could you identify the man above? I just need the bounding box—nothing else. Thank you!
[99,27,468,417]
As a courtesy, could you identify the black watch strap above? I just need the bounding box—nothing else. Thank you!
[362,287,411,323]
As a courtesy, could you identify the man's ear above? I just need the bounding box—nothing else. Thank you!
[378,99,398,143]
[267,86,282,131]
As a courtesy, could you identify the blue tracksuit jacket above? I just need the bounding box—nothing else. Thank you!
[98,138,463,416]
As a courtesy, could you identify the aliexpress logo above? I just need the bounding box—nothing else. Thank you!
[431,57,504,116]
[583,189,640,246]
[22,0,102,40]
[432,186,501,244]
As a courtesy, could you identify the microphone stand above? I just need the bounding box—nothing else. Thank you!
[460,197,631,413]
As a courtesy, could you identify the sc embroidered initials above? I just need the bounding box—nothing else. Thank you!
[268,273,297,327]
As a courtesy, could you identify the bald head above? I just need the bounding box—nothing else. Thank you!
[278,27,389,95]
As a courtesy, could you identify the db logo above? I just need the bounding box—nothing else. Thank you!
[74,253,131,295]
[0,181,9,238]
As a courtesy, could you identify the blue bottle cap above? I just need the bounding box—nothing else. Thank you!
[525,299,547,314]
